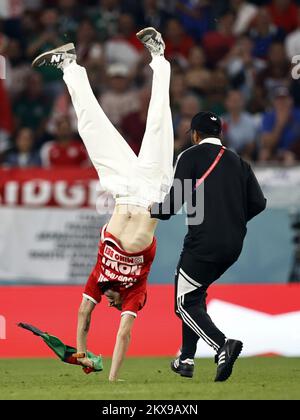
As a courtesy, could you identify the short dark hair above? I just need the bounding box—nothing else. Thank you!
[194,130,219,139]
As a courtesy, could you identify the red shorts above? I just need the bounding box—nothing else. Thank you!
[83,225,156,317]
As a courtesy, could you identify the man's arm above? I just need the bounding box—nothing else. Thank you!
[150,151,192,220]
[246,163,267,221]
[76,297,96,368]
[109,314,135,382]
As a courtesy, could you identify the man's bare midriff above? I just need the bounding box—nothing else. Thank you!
[106,204,158,253]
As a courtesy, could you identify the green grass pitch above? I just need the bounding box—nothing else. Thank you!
[0,357,299,400]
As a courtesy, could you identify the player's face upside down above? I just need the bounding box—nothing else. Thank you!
[32,28,174,381]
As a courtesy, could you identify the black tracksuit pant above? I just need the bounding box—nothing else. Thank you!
[151,143,267,359]
[175,251,234,359]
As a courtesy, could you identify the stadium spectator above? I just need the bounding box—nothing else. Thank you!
[0,0,298,165]
[174,94,201,132]
[4,127,41,167]
[170,73,188,116]
[120,87,151,156]
[76,18,103,68]
[247,85,269,115]
[257,42,291,96]
[185,46,211,95]
[41,116,88,167]
[260,86,300,163]
[26,8,64,96]
[57,0,80,41]
[285,7,300,60]
[176,0,214,40]
[0,30,8,64]
[249,7,285,59]
[99,63,139,126]
[268,0,298,34]
[113,13,144,53]
[230,0,258,36]
[87,0,121,41]
[4,38,31,99]
[0,0,24,19]
[26,8,62,62]
[187,45,207,70]
[221,36,266,100]
[47,86,77,135]
[13,71,51,139]
[119,0,144,24]
[141,0,168,30]
[203,68,228,115]
[222,90,257,160]
[164,18,195,63]
[104,14,142,70]
[19,9,41,49]
[23,1,43,11]
[202,11,236,67]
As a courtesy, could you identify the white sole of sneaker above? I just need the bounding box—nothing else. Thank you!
[32,43,75,67]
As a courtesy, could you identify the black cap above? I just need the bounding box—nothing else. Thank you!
[190,111,222,136]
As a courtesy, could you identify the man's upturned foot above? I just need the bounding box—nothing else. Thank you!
[32,43,76,69]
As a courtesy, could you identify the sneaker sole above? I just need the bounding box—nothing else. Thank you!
[215,341,243,382]
[170,362,194,378]
[32,43,75,67]
[136,27,165,51]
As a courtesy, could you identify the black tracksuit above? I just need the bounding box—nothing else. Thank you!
[151,141,267,358]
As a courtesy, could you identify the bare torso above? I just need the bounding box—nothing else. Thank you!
[106,204,158,253]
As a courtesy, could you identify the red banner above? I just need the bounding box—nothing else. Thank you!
[1,284,300,358]
[0,167,99,208]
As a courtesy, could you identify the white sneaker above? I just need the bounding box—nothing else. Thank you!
[32,43,76,69]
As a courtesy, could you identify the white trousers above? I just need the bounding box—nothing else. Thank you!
[63,56,174,208]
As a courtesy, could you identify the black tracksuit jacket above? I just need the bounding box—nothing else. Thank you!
[151,142,267,263]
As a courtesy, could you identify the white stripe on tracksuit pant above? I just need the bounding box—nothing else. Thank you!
[63,56,174,208]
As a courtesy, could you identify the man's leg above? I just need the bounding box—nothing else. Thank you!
[32,43,137,196]
[133,56,174,205]
[138,55,174,180]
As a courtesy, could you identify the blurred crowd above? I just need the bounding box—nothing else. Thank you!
[1,0,300,169]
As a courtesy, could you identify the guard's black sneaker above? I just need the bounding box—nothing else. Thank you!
[32,43,76,69]
[214,339,243,382]
[136,27,165,56]
[171,358,194,378]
